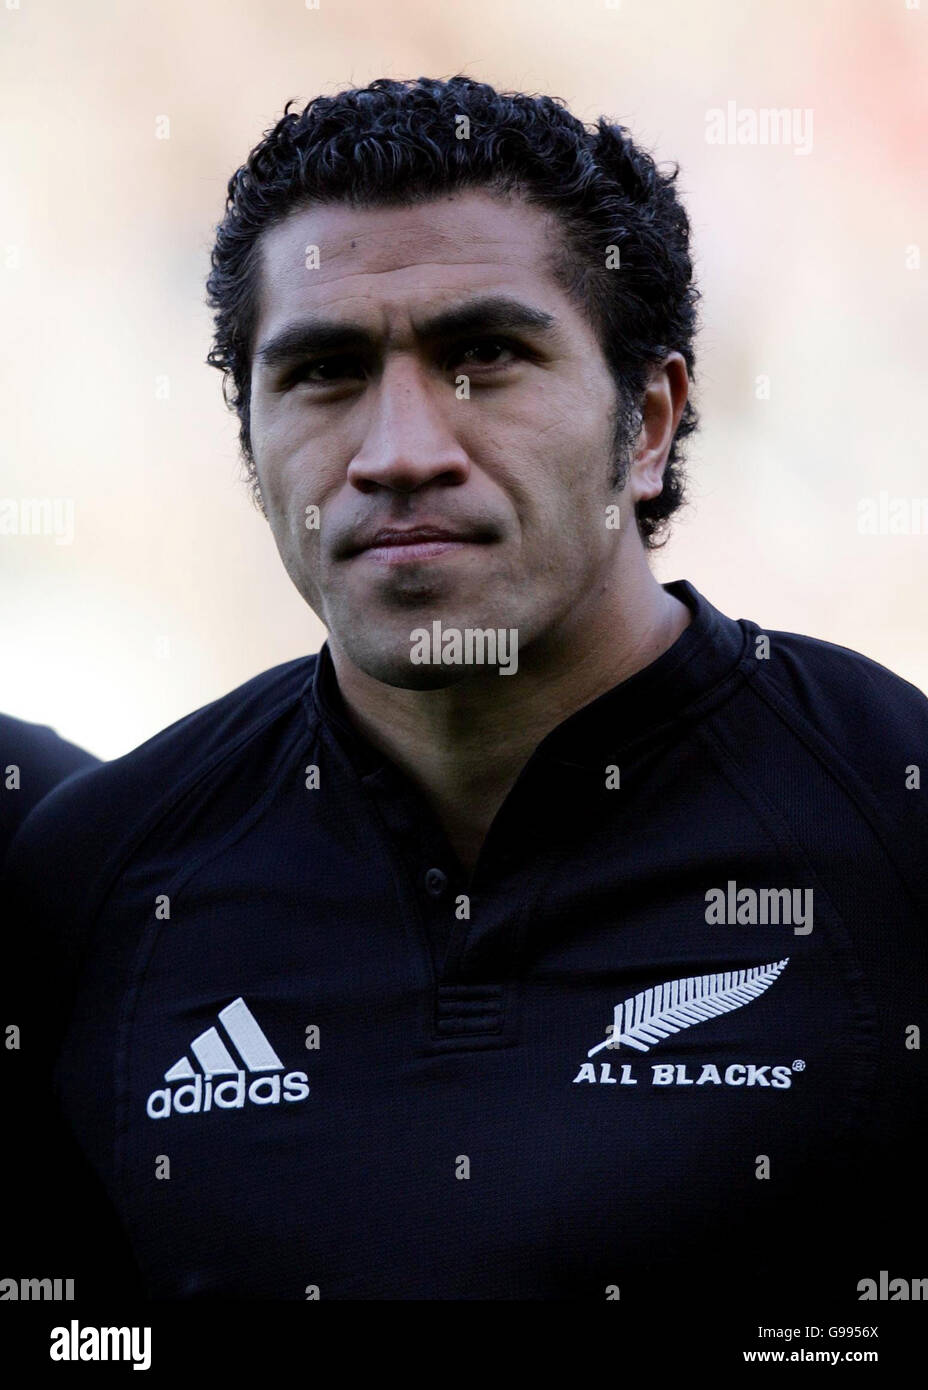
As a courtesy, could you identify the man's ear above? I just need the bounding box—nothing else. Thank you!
[628,353,689,503]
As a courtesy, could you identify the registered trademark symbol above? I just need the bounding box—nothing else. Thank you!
[791,1059,805,1071]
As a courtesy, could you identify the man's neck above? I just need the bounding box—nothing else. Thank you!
[328,567,692,878]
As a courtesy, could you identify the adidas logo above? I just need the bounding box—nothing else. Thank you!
[146,997,309,1120]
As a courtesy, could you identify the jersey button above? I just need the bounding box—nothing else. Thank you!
[424,867,448,897]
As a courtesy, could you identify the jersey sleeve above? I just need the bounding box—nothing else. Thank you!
[1,766,148,1298]
[0,713,101,864]
[746,629,928,919]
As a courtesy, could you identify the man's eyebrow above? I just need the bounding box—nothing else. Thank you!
[254,296,559,371]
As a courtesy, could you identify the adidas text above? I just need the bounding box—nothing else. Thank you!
[147,1070,309,1119]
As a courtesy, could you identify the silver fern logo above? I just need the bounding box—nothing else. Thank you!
[589,958,789,1056]
[574,959,798,1089]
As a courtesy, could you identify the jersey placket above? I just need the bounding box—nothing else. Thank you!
[355,757,532,1048]
[356,749,604,1052]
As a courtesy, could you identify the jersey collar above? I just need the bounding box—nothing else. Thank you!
[307,580,750,775]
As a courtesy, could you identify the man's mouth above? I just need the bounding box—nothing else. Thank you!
[348,525,488,564]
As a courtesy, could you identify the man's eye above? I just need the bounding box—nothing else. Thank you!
[450,339,518,370]
[288,356,361,385]
[284,339,519,390]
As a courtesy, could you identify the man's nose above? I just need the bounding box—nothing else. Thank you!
[346,356,470,493]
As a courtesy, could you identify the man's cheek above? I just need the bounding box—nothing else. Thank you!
[254,445,303,526]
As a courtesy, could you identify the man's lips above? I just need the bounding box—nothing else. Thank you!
[345,525,490,563]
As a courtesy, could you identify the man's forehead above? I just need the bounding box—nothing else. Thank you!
[252,191,568,348]
[256,192,561,302]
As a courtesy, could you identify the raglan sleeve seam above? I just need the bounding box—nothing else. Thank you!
[738,663,928,920]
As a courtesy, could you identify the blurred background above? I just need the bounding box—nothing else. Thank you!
[1,0,925,758]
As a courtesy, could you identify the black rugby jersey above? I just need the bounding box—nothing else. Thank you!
[3,580,927,1304]
[0,714,100,863]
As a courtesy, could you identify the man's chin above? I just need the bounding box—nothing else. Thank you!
[345,648,475,692]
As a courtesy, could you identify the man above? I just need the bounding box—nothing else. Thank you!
[4,75,926,1304]
[0,716,116,1292]
[0,713,99,864]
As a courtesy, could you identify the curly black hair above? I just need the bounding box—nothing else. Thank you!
[205,75,700,547]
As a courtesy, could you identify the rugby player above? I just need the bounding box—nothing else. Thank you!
[4,75,926,1304]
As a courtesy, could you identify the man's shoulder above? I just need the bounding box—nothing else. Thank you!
[737,620,927,796]
[3,653,318,886]
[0,713,101,859]
[0,712,100,774]
[749,623,927,727]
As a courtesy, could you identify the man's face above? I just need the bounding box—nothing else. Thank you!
[249,189,636,687]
